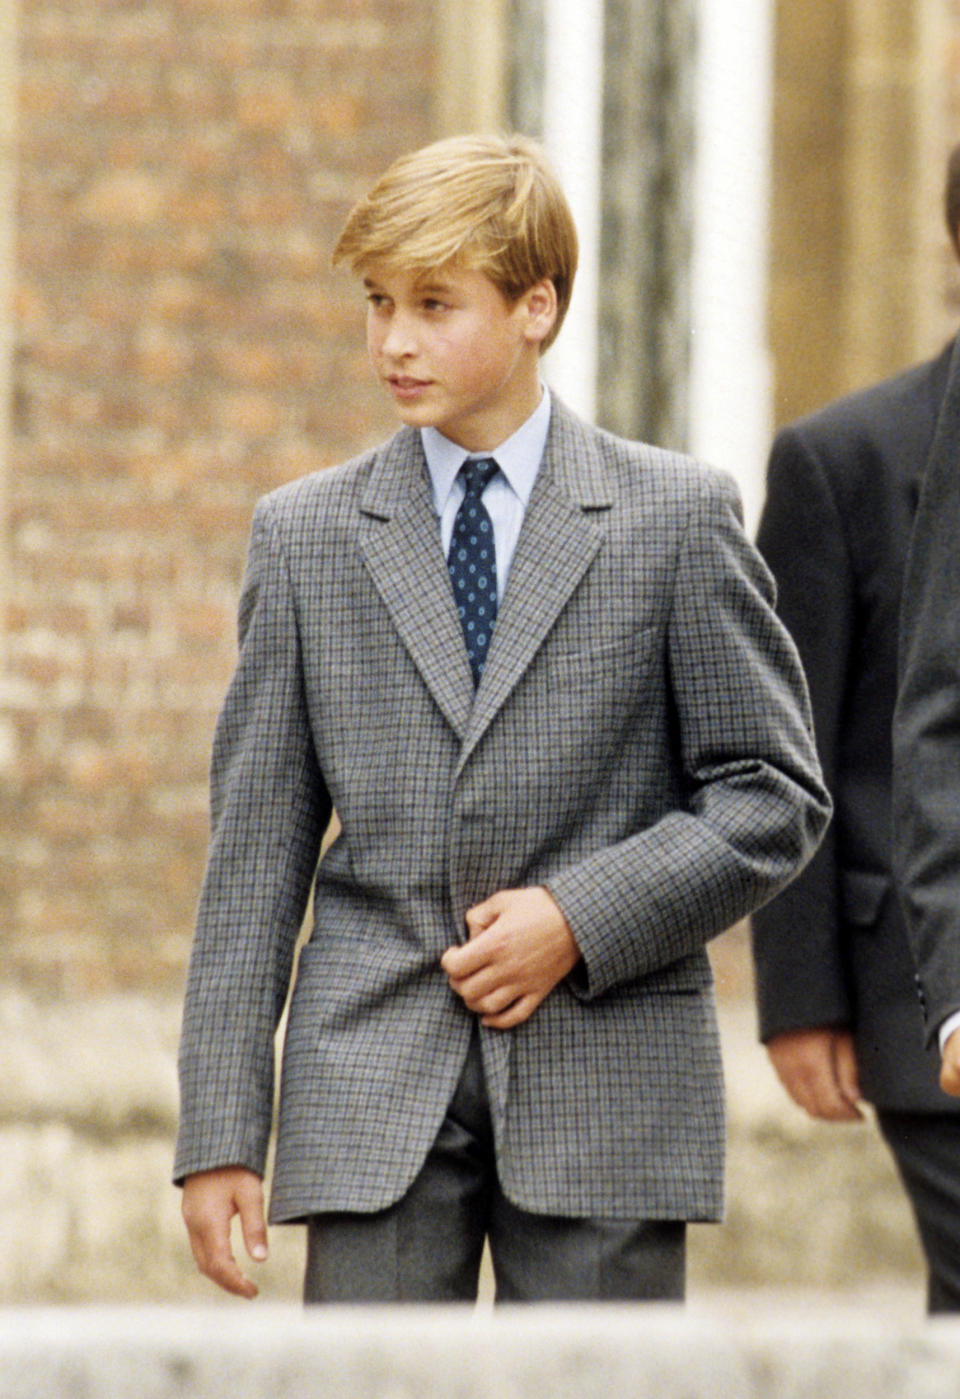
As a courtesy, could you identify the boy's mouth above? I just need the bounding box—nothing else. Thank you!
[387,375,431,398]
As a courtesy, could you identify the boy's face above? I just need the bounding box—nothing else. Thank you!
[362,261,555,451]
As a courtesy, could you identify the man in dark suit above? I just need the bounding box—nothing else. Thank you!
[753,142,960,1313]
[174,133,829,1305]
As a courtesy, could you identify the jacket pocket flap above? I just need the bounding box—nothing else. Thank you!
[840,868,890,928]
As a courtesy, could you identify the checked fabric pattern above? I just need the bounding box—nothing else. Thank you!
[174,399,831,1227]
[448,457,499,684]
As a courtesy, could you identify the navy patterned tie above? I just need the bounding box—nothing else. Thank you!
[448,457,499,685]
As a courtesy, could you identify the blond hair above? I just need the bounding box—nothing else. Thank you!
[332,133,578,351]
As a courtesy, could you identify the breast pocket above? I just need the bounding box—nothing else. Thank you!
[548,624,658,701]
[519,625,660,784]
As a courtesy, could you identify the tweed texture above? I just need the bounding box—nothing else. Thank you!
[175,398,830,1224]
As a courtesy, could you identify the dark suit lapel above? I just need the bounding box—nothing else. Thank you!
[358,429,475,739]
[457,400,612,771]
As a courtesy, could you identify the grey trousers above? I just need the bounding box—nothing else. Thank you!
[877,1110,960,1314]
[303,1029,686,1304]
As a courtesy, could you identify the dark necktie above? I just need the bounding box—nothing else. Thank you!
[447,457,499,685]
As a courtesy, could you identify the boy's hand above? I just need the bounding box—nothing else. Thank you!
[441,886,580,1029]
[181,1166,268,1299]
[766,1027,862,1121]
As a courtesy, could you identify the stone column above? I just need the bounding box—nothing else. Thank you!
[506,0,545,137]
[0,0,17,773]
[843,1,926,388]
[912,0,954,359]
[434,0,509,135]
[772,0,952,423]
[597,0,697,449]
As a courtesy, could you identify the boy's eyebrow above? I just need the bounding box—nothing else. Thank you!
[361,273,458,296]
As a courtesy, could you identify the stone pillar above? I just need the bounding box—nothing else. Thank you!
[689,0,775,532]
[911,0,954,358]
[768,0,847,424]
[434,0,509,135]
[0,0,16,759]
[597,0,697,449]
[506,0,545,138]
[771,0,953,426]
[843,1,927,388]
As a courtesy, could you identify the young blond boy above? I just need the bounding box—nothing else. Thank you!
[176,134,830,1303]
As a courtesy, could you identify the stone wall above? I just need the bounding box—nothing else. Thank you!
[4,1304,960,1399]
[7,0,960,989]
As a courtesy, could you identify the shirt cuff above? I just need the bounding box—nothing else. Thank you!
[939,1009,960,1056]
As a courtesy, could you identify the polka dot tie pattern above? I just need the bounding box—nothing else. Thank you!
[447,457,499,686]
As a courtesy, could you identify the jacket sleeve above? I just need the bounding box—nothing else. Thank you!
[174,498,331,1182]
[750,425,855,1039]
[546,466,832,999]
[894,336,960,1047]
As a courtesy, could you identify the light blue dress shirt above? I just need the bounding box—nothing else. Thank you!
[421,387,552,603]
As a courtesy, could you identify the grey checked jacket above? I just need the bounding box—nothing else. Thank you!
[175,398,830,1224]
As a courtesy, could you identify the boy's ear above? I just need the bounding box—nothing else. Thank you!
[520,279,559,346]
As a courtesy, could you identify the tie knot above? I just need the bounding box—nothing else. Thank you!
[459,457,498,499]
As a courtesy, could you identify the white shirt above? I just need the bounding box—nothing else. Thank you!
[421,386,552,602]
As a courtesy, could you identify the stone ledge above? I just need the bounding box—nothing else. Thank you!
[1,1304,959,1398]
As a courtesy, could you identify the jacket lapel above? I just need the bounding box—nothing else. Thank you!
[358,429,475,739]
[457,400,612,772]
[356,404,613,757]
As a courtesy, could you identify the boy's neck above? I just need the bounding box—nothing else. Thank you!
[442,375,545,454]
[428,383,554,464]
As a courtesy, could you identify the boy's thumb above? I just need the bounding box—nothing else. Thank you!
[237,1178,269,1262]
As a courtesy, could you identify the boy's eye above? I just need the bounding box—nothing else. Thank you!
[366,292,390,309]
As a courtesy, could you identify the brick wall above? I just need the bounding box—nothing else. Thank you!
[3,0,435,989]
[8,0,960,994]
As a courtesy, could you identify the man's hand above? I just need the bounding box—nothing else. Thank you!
[766,1027,863,1122]
[440,886,580,1029]
[181,1166,268,1299]
[942,1027,960,1096]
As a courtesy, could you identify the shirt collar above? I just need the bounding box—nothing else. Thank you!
[421,385,552,514]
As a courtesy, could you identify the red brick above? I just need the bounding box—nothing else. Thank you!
[6,0,436,989]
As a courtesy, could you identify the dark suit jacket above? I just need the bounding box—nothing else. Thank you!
[175,397,830,1223]
[754,338,958,1111]
[895,332,960,1050]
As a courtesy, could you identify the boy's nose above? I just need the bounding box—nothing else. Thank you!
[379,312,417,359]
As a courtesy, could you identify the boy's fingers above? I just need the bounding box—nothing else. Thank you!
[202,1239,260,1299]
[236,1177,269,1263]
[184,1206,259,1299]
[441,935,492,977]
[464,897,501,937]
[454,976,521,1016]
[482,993,541,1029]
[181,1168,264,1299]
